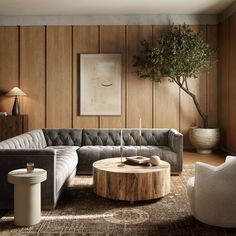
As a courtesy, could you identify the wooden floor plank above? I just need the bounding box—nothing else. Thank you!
[183,150,226,166]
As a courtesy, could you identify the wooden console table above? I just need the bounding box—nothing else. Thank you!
[93,157,170,202]
[0,115,28,141]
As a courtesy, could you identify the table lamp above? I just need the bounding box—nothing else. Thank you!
[6,87,26,115]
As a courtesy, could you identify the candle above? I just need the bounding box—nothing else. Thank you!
[139,118,142,136]
[121,129,123,146]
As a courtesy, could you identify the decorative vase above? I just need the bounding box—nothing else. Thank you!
[189,127,220,154]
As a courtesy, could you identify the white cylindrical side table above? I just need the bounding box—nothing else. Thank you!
[8,168,47,226]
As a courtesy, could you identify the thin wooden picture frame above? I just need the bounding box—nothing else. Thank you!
[80,53,122,116]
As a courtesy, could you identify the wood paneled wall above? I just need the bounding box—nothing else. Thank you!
[218,13,236,154]
[127,26,153,128]
[20,26,45,130]
[73,26,99,128]
[46,26,72,128]
[0,25,218,146]
[0,27,18,115]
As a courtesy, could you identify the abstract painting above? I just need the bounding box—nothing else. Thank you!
[80,54,121,115]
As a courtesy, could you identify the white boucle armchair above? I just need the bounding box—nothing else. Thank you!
[187,156,236,228]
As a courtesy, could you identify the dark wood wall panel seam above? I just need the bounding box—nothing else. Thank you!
[226,18,230,150]
[151,25,154,128]
[125,25,128,128]
[18,26,20,88]
[98,25,101,128]
[206,25,209,121]
[45,26,48,128]
[71,26,74,128]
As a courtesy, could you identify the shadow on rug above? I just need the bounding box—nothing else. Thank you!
[0,165,236,236]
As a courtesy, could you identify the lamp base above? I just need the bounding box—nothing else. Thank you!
[12,96,20,116]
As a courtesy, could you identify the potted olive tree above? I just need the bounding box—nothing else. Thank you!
[133,24,219,154]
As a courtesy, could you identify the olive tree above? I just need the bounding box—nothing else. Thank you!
[133,24,215,128]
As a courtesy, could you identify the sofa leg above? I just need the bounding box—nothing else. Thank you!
[42,204,56,210]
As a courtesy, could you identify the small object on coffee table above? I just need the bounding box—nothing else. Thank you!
[118,146,125,167]
[126,156,150,165]
[150,156,161,166]
[26,162,34,173]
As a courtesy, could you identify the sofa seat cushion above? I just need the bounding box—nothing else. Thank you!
[78,146,121,167]
[77,145,177,173]
[56,149,78,192]
[45,146,79,151]
[124,146,177,167]
[161,146,178,169]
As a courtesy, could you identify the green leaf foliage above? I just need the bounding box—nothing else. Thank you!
[133,24,216,128]
[133,24,215,81]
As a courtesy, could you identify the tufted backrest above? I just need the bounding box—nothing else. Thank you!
[82,128,169,146]
[82,129,120,146]
[43,129,83,146]
[0,129,47,149]
[0,128,170,149]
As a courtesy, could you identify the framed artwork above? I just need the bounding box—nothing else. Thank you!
[80,53,122,115]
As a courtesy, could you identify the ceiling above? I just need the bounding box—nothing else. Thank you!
[0,0,234,15]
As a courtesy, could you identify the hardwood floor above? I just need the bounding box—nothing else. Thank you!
[183,150,227,166]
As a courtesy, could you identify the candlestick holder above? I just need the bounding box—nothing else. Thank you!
[139,135,142,156]
[118,146,125,167]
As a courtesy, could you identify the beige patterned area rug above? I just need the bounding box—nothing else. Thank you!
[0,165,235,236]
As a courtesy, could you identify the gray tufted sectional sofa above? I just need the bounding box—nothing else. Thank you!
[0,128,183,209]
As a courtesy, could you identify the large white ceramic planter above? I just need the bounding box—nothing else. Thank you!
[189,127,220,154]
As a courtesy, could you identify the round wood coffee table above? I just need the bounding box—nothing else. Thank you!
[93,157,170,202]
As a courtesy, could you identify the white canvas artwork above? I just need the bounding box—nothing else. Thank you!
[80,54,122,115]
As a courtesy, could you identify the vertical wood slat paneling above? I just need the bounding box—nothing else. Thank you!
[73,26,99,128]
[99,26,126,128]
[180,26,207,147]
[206,25,218,128]
[218,13,236,154]
[127,26,153,128]
[46,26,72,128]
[20,26,46,130]
[218,20,229,149]
[228,13,236,152]
[0,25,218,148]
[152,26,179,130]
[0,27,19,114]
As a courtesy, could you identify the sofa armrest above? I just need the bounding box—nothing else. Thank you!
[0,149,56,208]
[187,176,195,214]
[194,162,217,200]
[168,129,183,152]
[168,129,183,172]
[0,149,55,156]
[195,162,216,178]
[195,160,236,186]
[225,155,236,163]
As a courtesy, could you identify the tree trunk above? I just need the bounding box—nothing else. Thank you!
[173,78,208,128]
